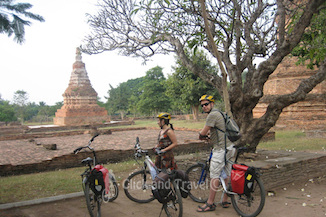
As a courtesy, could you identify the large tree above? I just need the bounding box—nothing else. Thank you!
[12,90,28,122]
[0,0,44,44]
[82,0,326,151]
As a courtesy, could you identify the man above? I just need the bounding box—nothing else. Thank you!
[197,94,235,212]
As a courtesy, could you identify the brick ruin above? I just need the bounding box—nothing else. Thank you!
[53,48,109,126]
[253,56,326,130]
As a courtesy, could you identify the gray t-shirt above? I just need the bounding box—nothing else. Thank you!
[205,108,232,148]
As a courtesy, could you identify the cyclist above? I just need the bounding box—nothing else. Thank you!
[197,95,235,212]
[154,112,178,171]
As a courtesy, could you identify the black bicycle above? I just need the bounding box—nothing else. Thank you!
[123,137,183,217]
[73,134,119,217]
[186,146,265,217]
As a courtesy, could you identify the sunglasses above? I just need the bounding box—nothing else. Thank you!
[201,102,210,107]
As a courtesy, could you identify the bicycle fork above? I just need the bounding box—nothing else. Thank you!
[197,163,208,185]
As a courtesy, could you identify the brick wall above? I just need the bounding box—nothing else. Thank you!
[259,155,326,190]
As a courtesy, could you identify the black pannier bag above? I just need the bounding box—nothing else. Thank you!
[152,172,171,203]
[175,170,191,198]
[244,166,256,196]
[89,169,105,196]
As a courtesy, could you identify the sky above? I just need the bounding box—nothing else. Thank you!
[0,0,175,106]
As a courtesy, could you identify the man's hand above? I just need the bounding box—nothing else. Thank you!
[199,133,209,140]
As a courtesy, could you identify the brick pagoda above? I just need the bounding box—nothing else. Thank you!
[253,56,326,130]
[53,48,109,126]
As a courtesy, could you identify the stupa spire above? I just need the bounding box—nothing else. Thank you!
[53,48,109,126]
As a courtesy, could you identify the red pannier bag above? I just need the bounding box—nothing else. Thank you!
[231,164,248,194]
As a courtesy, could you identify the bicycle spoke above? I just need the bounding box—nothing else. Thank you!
[163,180,183,217]
[186,164,210,203]
[84,182,101,217]
[230,176,265,217]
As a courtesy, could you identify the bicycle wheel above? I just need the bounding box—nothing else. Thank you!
[186,163,211,203]
[103,178,119,202]
[124,170,155,203]
[163,179,183,217]
[84,182,101,217]
[230,175,266,217]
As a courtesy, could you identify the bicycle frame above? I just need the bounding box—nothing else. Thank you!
[195,148,245,196]
[126,137,183,216]
[134,138,159,180]
[188,146,265,217]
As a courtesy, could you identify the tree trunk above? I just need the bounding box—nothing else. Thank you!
[119,111,124,120]
[192,105,199,121]
[199,0,232,117]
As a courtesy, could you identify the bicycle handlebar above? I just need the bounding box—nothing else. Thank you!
[133,137,151,159]
[90,134,99,142]
[73,147,83,154]
[73,134,99,154]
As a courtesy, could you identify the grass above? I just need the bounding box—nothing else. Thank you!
[0,159,141,204]
[0,168,83,204]
[259,130,325,152]
[1,120,325,204]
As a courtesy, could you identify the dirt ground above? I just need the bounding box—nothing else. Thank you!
[1,174,325,217]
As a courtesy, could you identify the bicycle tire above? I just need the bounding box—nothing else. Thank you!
[84,182,101,217]
[163,179,183,217]
[186,163,211,203]
[104,179,119,202]
[230,175,266,217]
[124,170,155,203]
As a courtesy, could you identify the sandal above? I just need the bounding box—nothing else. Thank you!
[221,201,231,208]
[197,202,216,212]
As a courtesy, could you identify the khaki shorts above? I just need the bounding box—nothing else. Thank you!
[210,146,235,179]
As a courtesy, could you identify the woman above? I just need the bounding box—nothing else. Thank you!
[155,112,178,171]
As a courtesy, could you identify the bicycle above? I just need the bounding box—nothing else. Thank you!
[123,137,183,217]
[73,134,119,217]
[186,146,265,217]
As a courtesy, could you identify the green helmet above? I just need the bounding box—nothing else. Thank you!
[157,112,171,120]
[199,95,215,103]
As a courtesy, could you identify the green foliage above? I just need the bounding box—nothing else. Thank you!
[33,101,62,123]
[137,66,171,114]
[291,6,326,69]
[0,100,16,123]
[0,91,64,123]
[0,0,45,44]
[165,50,221,112]
[106,77,144,118]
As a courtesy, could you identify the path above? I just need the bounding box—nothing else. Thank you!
[1,175,325,216]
